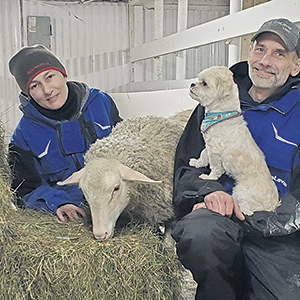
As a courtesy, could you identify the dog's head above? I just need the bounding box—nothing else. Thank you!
[189,66,240,112]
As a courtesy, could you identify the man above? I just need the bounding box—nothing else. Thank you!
[172,18,300,299]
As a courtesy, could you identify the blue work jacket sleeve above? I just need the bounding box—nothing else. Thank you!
[22,181,84,213]
[8,142,85,214]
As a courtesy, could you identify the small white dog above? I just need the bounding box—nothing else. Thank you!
[189,66,279,215]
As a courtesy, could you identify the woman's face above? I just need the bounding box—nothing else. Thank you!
[28,69,68,110]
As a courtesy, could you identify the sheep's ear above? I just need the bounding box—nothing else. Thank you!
[57,168,86,186]
[118,164,162,184]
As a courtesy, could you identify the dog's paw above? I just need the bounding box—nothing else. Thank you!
[199,173,219,180]
[189,158,205,168]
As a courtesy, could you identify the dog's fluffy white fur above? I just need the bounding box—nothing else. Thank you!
[189,66,279,215]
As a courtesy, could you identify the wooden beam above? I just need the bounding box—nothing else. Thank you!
[129,0,230,7]
[130,0,300,62]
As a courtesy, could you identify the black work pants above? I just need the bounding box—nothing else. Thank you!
[172,209,300,300]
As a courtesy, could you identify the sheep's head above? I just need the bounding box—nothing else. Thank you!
[57,157,161,240]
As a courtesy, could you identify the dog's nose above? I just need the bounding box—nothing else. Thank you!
[190,83,196,88]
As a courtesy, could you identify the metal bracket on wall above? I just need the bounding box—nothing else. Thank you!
[27,16,52,49]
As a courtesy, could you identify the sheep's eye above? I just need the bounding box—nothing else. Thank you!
[110,184,121,202]
[113,185,120,192]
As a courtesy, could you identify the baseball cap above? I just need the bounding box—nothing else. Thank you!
[251,18,300,56]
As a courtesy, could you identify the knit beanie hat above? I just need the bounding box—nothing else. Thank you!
[9,44,67,95]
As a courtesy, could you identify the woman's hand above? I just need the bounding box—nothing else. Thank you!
[56,204,86,222]
[192,191,245,221]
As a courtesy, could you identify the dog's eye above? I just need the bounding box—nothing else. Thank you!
[200,81,207,86]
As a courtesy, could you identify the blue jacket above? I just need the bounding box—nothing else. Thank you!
[173,61,300,236]
[243,88,300,197]
[9,81,121,213]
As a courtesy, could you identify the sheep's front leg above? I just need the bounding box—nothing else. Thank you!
[199,152,224,180]
[189,148,209,168]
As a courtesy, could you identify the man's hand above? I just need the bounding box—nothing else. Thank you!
[192,191,245,221]
[56,204,86,222]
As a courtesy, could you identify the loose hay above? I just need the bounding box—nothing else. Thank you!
[0,121,181,300]
[0,209,181,299]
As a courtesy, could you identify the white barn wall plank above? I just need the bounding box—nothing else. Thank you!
[1,0,23,139]
[1,0,129,139]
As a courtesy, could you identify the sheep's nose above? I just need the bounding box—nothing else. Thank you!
[94,231,110,240]
[94,234,106,240]
[190,83,196,88]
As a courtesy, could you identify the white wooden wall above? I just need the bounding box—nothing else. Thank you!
[128,0,229,91]
[1,0,229,139]
[114,0,300,118]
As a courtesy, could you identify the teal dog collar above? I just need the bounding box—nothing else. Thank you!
[201,111,241,133]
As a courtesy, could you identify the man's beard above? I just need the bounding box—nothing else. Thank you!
[249,63,279,89]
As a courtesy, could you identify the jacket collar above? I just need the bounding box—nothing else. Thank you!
[249,88,300,114]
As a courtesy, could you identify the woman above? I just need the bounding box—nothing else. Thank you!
[8,44,122,222]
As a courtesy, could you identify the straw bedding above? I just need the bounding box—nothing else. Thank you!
[0,121,181,300]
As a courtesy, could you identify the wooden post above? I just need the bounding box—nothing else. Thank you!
[176,0,188,80]
[154,0,164,81]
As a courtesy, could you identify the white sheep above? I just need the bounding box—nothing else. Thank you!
[58,110,191,240]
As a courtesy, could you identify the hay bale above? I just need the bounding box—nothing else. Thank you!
[0,200,181,299]
[0,120,181,300]
[0,214,181,299]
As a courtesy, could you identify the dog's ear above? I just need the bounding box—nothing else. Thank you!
[216,76,234,99]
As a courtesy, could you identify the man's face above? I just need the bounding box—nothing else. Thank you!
[248,32,300,90]
[28,69,68,110]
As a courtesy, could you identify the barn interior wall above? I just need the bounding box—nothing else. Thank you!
[1,0,259,140]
